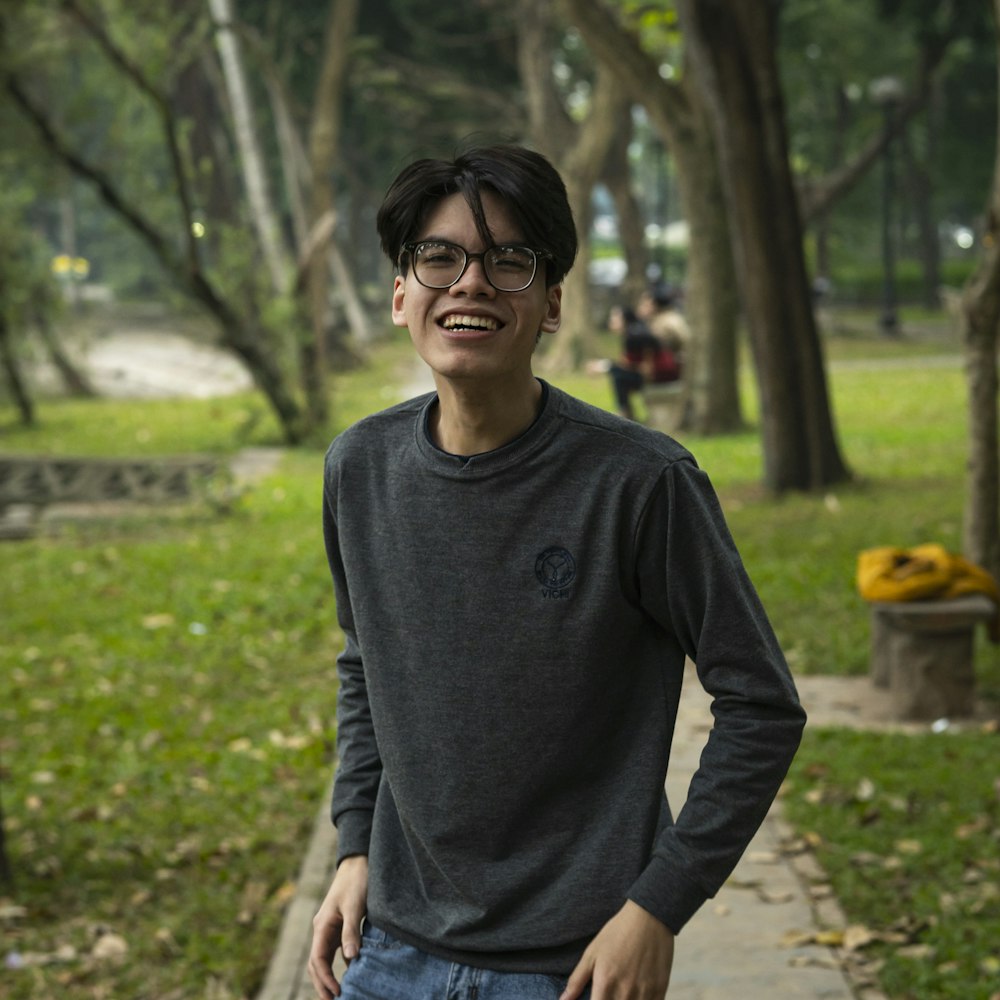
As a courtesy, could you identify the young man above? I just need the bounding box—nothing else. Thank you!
[309,144,806,1000]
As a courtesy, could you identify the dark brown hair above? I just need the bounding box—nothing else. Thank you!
[376,144,578,287]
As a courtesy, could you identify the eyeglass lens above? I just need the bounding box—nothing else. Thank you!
[411,242,537,291]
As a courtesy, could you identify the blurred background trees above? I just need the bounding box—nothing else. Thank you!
[1,0,998,494]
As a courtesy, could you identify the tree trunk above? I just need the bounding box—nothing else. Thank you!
[517,0,621,371]
[669,92,744,435]
[0,769,12,885]
[32,299,96,397]
[602,119,649,305]
[902,129,941,309]
[196,275,306,442]
[207,0,291,294]
[0,297,34,426]
[960,0,1000,581]
[557,0,743,433]
[963,300,1000,579]
[552,71,629,370]
[678,0,850,491]
[300,0,361,425]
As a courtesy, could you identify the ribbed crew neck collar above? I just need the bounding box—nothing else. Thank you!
[415,380,558,476]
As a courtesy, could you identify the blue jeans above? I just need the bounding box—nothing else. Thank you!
[339,922,591,1000]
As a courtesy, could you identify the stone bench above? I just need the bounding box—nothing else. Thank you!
[642,381,687,434]
[0,454,228,539]
[868,595,997,720]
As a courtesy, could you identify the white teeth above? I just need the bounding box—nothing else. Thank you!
[442,314,498,331]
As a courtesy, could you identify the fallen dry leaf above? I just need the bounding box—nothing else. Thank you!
[7,944,78,968]
[141,612,176,629]
[788,954,841,970]
[781,925,878,952]
[237,880,269,925]
[269,881,297,908]
[813,929,845,947]
[758,889,795,905]
[843,925,878,952]
[955,816,989,839]
[849,850,882,868]
[896,943,935,960]
[91,933,127,962]
[855,777,876,802]
[155,927,179,955]
[981,956,1000,977]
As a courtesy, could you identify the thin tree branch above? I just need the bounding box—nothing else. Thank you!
[60,0,202,275]
[5,73,183,279]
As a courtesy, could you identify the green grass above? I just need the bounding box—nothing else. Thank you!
[2,456,335,998]
[0,339,414,999]
[783,729,1000,1000]
[1,312,997,999]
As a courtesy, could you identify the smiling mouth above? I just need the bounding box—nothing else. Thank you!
[440,314,500,332]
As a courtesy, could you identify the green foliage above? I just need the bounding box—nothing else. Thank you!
[827,257,978,305]
[784,727,1000,999]
[0,168,57,324]
[780,0,997,306]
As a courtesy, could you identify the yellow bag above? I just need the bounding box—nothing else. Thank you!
[857,543,1000,604]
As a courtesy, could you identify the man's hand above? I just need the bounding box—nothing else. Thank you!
[308,854,369,999]
[560,901,674,1000]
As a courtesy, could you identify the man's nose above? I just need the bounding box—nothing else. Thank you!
[450,255,494,295]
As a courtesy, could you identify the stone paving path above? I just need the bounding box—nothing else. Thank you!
[35,328,255,399]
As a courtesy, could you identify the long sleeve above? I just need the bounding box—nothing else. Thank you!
[627,460,807,932]
[323,463,382,863]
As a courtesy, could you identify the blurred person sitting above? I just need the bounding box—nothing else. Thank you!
[638,284,690,373]
[591,304,680,421]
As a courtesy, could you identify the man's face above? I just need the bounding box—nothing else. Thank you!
[391,190,562,387]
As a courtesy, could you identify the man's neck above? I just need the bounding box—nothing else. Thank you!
[430,376,543,457]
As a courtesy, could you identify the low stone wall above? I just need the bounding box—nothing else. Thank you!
[0,454,227,539]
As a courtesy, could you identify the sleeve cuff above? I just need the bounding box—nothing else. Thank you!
[334,808,373,865]
[627,854,709,935]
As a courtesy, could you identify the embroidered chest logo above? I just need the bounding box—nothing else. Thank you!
[535,546,576,600]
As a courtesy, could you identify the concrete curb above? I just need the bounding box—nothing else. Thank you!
[256,789,340,1000]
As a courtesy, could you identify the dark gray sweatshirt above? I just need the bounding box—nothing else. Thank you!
[322,382,805,975]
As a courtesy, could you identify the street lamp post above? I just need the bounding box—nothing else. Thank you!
[869,76,905,337]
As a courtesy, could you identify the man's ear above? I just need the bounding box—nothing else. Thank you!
[540,283,562,334]
[391,274,408,328]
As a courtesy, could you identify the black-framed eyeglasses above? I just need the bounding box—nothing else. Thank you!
[400,240,550,293]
